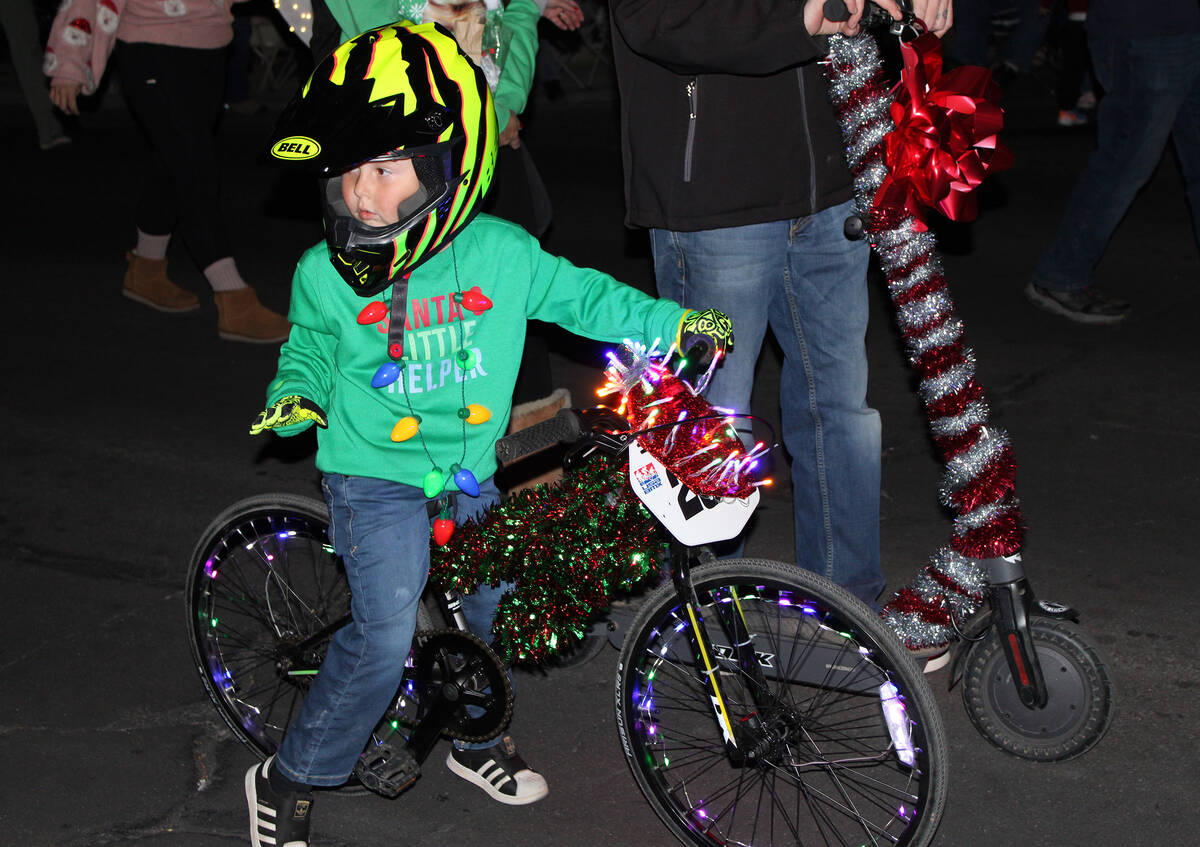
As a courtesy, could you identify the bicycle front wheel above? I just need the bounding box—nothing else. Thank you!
[616,558,948,847]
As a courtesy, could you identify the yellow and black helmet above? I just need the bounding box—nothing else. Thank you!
[268,22,498,295]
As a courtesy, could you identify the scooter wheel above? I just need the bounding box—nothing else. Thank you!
[962,618,1114,761]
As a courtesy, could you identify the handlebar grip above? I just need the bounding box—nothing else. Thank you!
[824,0,902,29]
[494,408,582,466]
[824,0,851,21]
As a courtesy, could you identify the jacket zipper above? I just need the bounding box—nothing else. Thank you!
[683,78,698,183]
[795,68,818,212]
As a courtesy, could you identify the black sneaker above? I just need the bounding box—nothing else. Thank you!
[245,756,313,847]
[1025,282,1130,324]
[445,735,549,805]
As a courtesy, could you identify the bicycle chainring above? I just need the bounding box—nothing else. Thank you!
[412,628,512,743]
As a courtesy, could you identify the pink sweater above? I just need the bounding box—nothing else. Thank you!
[45,0,243,93]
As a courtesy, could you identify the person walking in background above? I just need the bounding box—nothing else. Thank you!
[1027,0,1200,324]
[45,0,291,343]
[1046,0,1093,128]
[607,0,952,610]
[3,0,70,149]
[947,0,1046,85]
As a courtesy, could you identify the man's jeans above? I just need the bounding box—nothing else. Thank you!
[275,474,505,787]
[1034,33,1200,291]
[651,200,884,603]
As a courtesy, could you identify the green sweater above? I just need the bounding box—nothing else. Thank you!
[266,214,687,489]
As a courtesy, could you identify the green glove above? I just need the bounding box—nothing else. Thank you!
[250,395,328,435]
[678,308,734,364]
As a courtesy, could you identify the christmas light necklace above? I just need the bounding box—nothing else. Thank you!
[356,242,494,511]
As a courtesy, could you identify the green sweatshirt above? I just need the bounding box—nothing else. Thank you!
[265,214,688,489]
[322,0,540,129]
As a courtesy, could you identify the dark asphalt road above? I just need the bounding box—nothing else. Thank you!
[2,37,1197,847]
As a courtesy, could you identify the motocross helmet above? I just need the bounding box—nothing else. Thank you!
[267,22,498,296]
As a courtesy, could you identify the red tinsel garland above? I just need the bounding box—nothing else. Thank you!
[827,31,1020,647]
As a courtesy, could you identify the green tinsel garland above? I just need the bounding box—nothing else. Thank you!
[428,457,665,662]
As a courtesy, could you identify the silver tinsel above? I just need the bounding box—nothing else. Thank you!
[888,258,940,295]
[954,498,1019,535]
[918,359,975,404]
[942,425,1011,491]
[897,289,955,333]
[929,399,990,438]
[828,32,1002,649]
[905,316,963,361]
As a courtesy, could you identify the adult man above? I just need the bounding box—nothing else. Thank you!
[608,0,952,604]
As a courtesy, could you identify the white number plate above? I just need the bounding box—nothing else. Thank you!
[628,442,759,546]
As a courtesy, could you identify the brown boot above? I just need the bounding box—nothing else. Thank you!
[214,287,291,344]
[122,251,200,313]
[503,388,573,493]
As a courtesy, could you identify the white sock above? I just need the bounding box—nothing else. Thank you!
[203,257,250,293]
[134,230,171,261]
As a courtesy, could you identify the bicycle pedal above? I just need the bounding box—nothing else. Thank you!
[354,743,421,798]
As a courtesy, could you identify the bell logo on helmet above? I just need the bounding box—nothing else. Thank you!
[271,136,322,160]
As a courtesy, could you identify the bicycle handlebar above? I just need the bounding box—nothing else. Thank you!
[493,343,713,467]
[823,0,914,33]
[494,407,582,465]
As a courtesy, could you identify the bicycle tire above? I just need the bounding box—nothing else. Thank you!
[616,558,948,847]
[961,617,1114,762]
[186,494,352,759]
[187,494,477,762]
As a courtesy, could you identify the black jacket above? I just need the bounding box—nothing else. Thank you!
[610,0,855,232]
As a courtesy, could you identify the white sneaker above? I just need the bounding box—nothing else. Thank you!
[446,735,549,805]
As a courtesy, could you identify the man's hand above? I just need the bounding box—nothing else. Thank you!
[907,0,953,37]
[250,395,328,435]
[543,0,583,31]
[804,0,953,39]
[805,0,867,36]
[678,308,734,365]
[499,112,522,149]
[49,80,82,116]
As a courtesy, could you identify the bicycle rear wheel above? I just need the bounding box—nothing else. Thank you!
[186,494,350,759]
[616,558,948,847]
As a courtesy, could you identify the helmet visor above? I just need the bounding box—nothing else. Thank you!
[320,150,454,251]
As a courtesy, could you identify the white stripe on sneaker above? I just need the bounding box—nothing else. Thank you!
[478,763,513,789]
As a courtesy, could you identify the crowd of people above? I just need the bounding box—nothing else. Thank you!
[9,0,1197,844]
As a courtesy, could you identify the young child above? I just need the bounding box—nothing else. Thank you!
[245,22,731,847]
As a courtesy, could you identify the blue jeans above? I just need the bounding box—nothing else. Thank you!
[275,474,506,787]
[651,200,884,604]
[1033,33,1200,291]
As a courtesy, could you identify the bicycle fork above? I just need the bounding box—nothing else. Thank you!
[669,546,772,767]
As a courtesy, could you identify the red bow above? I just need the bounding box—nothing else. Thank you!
[872,33,1013,231]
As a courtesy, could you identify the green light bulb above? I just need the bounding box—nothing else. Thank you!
[423,467,446,498]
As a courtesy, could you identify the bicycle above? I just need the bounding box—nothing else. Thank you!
[187,345,949,845]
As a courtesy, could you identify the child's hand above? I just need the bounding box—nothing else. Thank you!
[499,112,522,149]
[250,395,328,435]
[678,308,735,362]
[49,80,82,116]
